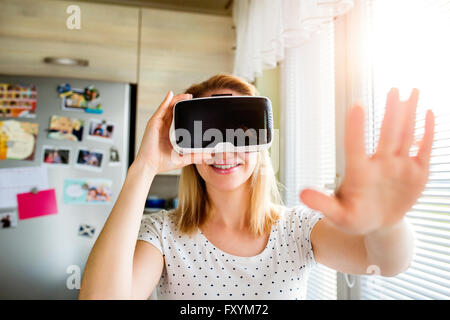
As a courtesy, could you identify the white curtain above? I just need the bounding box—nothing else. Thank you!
[233,0,354,82]
[280,24,338,300]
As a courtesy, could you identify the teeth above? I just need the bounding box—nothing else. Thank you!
[211,164,240,169]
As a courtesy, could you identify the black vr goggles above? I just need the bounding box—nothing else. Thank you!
[169,95,273,154]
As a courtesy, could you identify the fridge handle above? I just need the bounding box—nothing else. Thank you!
[43,57,89,67]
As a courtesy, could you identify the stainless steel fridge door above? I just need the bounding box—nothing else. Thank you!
[0,75,130,299]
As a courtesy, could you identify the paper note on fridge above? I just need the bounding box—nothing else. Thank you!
[0,166,49,209]
[17,189,58,220]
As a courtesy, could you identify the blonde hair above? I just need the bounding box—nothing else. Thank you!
[172,74,283,237]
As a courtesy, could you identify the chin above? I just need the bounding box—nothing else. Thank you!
[208,178,248,192]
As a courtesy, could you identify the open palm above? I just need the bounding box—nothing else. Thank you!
[300,88,435,235]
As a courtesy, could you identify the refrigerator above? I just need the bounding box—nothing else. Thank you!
[0,75,134,299]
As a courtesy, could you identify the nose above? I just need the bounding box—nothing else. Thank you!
[211,152,242,164]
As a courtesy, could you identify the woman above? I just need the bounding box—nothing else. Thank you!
[79,74,434,300]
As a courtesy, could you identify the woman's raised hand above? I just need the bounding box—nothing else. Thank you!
[300,88,435,235]
[134,91,212,175]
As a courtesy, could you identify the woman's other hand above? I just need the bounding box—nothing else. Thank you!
[300,88,435,235]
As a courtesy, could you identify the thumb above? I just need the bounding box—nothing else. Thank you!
[299,188,343,222]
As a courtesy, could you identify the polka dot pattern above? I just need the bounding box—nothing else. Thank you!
[137,205,323,300]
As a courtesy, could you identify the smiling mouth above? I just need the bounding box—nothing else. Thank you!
[210,163,242,169]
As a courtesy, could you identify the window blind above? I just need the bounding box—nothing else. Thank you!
[359,0,450,300]
[280,22,337,300]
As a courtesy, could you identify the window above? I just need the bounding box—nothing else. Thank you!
[280,22,337,300]
[358,0,450,299]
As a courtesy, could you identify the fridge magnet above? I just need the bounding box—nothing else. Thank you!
[42,145,71,166]
[58,83,103,114]
[60,88,86,112]
[16,188,58,220]
[58,83,85,112]
[75,147,104,171]
[78,224,96,238]
[84,85,103,114]
[48,115,84,142]
[87,119,114,142]
[109,146,120,166]
[0,120,39,161]
[0,83,37,118]
[63,178,112,204]
[1,211,18,229]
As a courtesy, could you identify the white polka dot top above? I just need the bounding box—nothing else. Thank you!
[137,205,323,300]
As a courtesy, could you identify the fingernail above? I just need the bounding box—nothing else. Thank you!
[390,88,399,99]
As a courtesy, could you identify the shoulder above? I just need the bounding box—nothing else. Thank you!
[278,204,324,231]
[138,209,178,246]
[142,209,168,222]
[141,209,169,230]
[278,204,323,219]
[141,209,178,231]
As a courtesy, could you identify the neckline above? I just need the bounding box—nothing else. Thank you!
[197,223,277,263]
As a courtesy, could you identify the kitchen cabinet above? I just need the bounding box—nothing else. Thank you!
[136,7,235,174]
[0,0,235,176]
[0,0,139,83]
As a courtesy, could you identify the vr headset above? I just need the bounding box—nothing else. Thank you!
[169,95,273,154]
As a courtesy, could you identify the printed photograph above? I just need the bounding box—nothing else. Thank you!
[87,119,114,142]
[58,84,102,113]
[76,148,103,170]
[0,211,18,229]
[63,178,112,204]
[61,88,87,112]
[42,146,71,166]
[48,115,84,142]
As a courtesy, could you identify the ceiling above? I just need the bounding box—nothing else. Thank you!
[83,0,233,16]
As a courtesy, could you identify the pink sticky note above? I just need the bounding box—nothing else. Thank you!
[17,189,58,220]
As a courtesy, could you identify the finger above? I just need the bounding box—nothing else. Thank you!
[161,93,193,128]
[376,88,402,156]
[300,189,344,223]
[152,90,173,120]
[345,104,367,167]
[170,93,193,111]
[397,88,419,156]
[415,109,435,167]
[167,93,193,119]
[154,92,192,120]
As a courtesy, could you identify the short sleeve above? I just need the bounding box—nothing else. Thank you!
[137,210,167,254]
[290,205,323,268]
